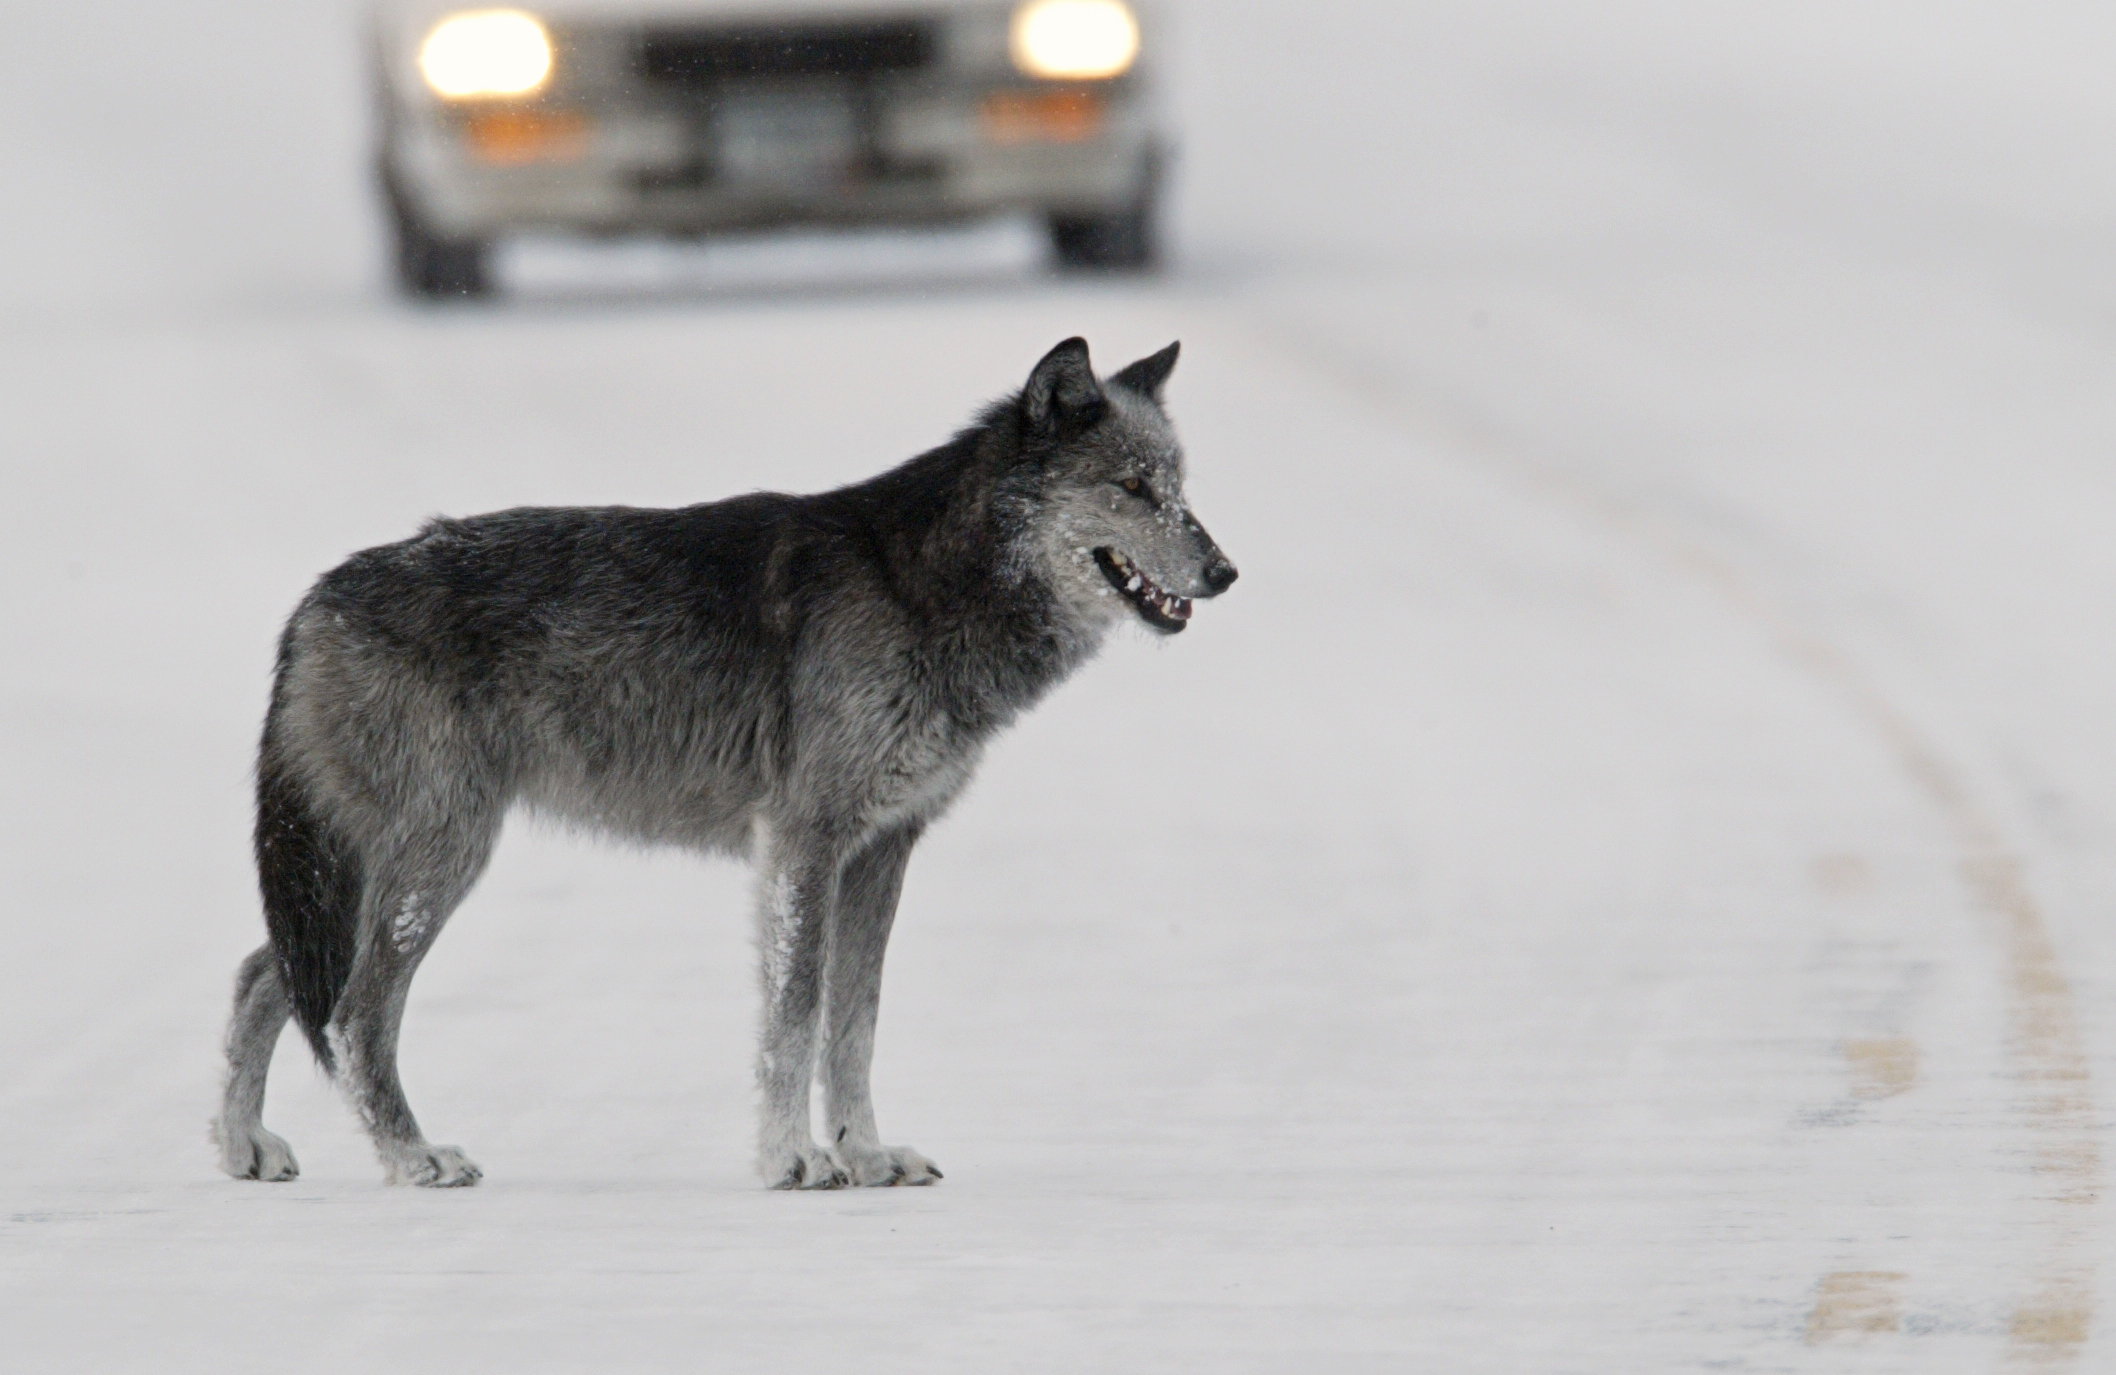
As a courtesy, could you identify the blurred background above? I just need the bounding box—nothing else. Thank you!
[9,2,2116,1370]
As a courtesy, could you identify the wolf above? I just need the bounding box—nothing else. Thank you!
[211,337,1236,1189]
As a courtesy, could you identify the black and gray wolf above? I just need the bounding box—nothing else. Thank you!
[213,337,1236,1189]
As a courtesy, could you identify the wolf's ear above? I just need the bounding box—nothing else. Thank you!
[1022,337,1106,438]
[1109,341,1179,402]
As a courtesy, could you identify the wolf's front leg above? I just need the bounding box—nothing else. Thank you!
[755,827,848,1189]
[820,825,941,1187]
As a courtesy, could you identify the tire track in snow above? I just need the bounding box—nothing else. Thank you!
[1241,307,2099,1364]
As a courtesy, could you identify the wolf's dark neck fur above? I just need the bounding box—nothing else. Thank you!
[804,393,1099,731]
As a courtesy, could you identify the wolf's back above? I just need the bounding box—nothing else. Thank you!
[244,497,823,1072]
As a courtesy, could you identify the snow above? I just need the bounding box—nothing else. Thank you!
[7,1,2116,1369]
[391,892,430,953]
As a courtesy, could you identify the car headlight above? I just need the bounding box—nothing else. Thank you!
[418,10,554,100]
[1010,0,1140,81]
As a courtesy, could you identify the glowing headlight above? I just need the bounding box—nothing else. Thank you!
[418,10,554,99]
[1010,0,1140,81]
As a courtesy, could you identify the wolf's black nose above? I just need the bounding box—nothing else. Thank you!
[1202,557,1239,594]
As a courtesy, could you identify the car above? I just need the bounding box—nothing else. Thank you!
[369,0,1167,297]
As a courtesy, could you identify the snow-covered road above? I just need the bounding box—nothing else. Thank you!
[7,3,2116,1370]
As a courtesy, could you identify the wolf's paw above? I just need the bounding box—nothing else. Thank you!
[764,1146,850,1191]
[837,1143,943,1188]
[383,1143,482,1188]
[213,1122,300,1182]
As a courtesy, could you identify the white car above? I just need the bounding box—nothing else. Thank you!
[371,0,1166,296]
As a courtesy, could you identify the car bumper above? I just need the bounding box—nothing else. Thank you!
[392,103,1156,238]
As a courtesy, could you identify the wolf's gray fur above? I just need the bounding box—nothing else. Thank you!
[211,338,1236,1188]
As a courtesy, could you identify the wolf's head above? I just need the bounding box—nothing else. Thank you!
[1008,337,1237,635]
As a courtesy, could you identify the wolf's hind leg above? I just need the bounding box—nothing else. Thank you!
[820,826,940,1187]
[335,821,496,1187]
[213,945,301,1182]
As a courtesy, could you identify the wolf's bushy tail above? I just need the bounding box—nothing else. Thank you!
[255,721,363,1074]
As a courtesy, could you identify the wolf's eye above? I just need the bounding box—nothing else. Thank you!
[1120,476,1153,502]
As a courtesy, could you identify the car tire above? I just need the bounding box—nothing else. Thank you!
[394,219,492,299]
[1048,202,1157,272]
[384,176,493,300]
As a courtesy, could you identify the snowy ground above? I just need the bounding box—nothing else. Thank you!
[8,2,2116,1370]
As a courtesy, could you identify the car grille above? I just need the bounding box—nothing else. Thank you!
[637,20,939,85]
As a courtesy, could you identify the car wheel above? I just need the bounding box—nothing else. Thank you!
[395,219,492,299]
[1049,202,1157,272]
[385,181,493,300]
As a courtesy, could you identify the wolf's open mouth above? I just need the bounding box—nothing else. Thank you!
[1094,547,1192,632]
